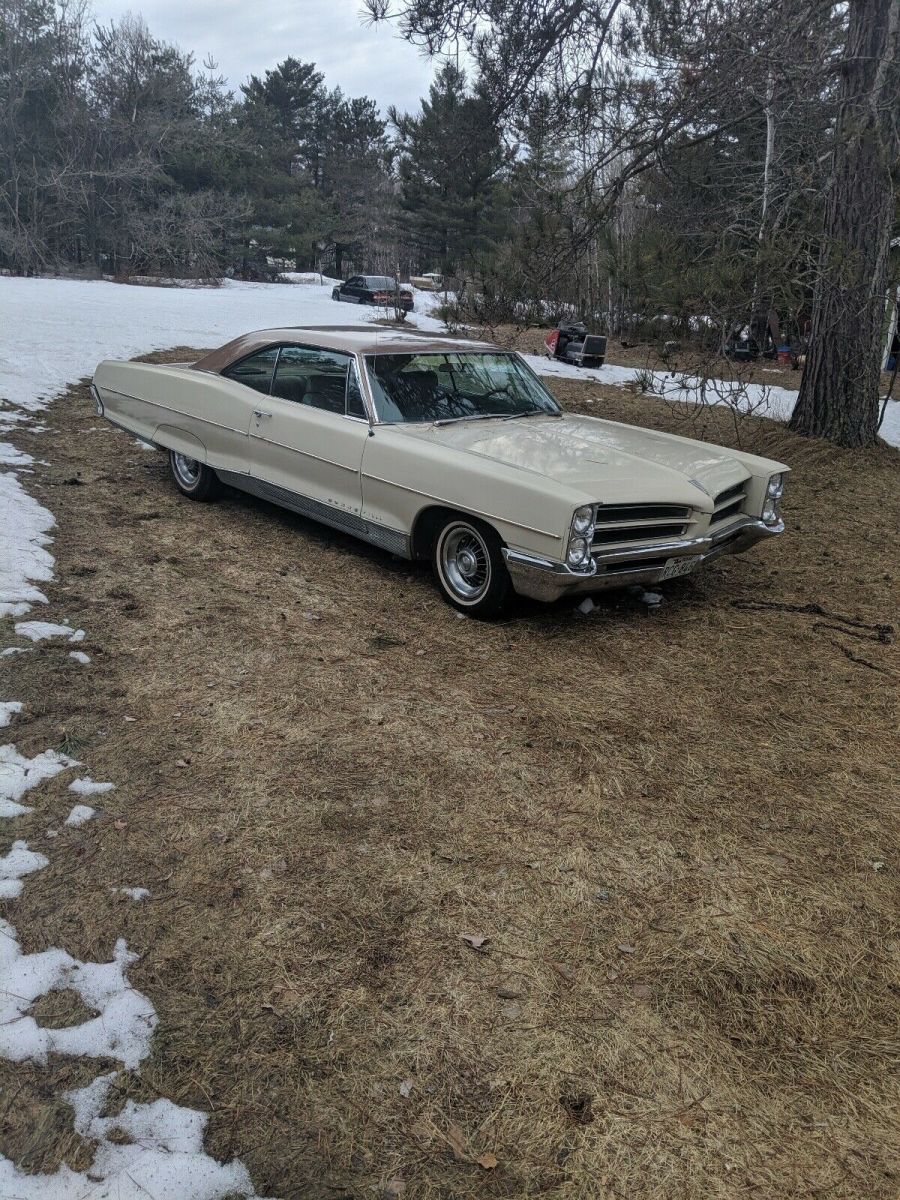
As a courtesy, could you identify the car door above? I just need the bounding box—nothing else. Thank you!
[341,277,363,303]
[247,344,369,521]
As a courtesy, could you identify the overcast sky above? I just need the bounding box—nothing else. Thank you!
[89,0,438,116]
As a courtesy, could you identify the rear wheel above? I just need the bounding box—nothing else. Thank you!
[169,451,220,501]
[433,516,510,618]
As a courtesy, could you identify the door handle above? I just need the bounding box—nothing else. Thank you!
[253,409,273,420]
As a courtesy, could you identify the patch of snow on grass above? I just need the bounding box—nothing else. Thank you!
[0,471,55,618]
[0,444,33,467]
[0,702,23,728]
[0,743,76,818]
[64,803,96,827]
[69,776,115,796]
[115,886,150,901]
[1,647,31,657]
[0,841,48,898]
[0,1071,262,1200]
[0,918,157,1066]
[69,649,91,663]
[13,620,83,642]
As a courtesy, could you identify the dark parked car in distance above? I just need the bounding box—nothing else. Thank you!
[332,276,414,311]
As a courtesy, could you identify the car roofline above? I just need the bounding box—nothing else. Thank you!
[190,326,500,372]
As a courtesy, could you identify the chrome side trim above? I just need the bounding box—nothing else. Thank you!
[216,470,411,558]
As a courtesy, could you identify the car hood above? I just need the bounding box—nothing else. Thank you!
[392,414,749,506]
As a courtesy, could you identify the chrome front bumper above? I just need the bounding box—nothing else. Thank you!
[502,517,784,603]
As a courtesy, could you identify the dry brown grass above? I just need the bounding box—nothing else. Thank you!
[1,351,898,1199]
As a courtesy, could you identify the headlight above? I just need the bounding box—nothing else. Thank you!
[567,537,590,566]
[572,505,594,535]
[762,500,779,525]
[767,473,784,499]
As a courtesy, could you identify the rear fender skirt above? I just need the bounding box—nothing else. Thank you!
[152,425,208,463]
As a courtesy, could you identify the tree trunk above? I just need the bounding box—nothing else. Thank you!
[789,0,899,447]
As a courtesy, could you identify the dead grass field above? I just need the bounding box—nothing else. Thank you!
[2,351,899,1199]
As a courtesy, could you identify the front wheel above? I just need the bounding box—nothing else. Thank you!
[332,288,340,300]
[169,451,220,501]
[432,516,510,618]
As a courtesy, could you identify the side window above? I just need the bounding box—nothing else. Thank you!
[271,345,352,414]
[223,347,279,395]
[347,362,367,419]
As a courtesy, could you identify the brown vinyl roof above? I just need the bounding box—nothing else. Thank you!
[191,326,497,373]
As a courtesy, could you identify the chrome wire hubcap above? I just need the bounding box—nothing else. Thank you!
[440,524,491,602]
[172,453,201,487]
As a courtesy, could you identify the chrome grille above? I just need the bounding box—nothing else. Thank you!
[710,480,748,526]
[592,503,691,548]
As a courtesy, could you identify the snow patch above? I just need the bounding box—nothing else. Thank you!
[69,777,115,796]
[64,803,96,827]
[69,649,91,664]
[0,470,55,617]
[0,919,158,1066]
[0,444,33,468]
[114,886,150,901]
[13,620,84,642]
[0,702,23,728]
[0,743,76,818]
[1,647,31,657]
[0,841,48,898]
[0,1071,258,1200]
[0,275,446,415]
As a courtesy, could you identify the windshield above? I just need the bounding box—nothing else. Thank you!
[364,352,562,424]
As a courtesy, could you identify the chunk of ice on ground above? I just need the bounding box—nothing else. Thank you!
[64,804,96,827]
[69,777,114,796]
[0,841,48,898]
[68,650,91,664]
[1,647,31,657]
[577,597,596,615]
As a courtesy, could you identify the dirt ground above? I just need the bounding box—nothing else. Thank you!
[2,353,898,1199]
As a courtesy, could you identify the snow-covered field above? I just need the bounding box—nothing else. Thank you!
[0,273,897,1194]
[1,274,895,439]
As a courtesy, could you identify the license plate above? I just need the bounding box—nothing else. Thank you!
[661,555,703,580]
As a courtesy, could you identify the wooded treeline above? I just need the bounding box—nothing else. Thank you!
[2,0,897,444]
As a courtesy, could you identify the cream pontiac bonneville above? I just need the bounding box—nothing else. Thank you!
[92,326,788,617]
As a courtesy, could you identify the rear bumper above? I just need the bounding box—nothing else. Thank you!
[503,517,784,603]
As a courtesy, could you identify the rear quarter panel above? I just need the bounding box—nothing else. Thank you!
[93,361,253,474]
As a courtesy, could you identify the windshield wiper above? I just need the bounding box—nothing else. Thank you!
[500,408,561,420]
[432,413,510,427]
[433,409,561,427]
